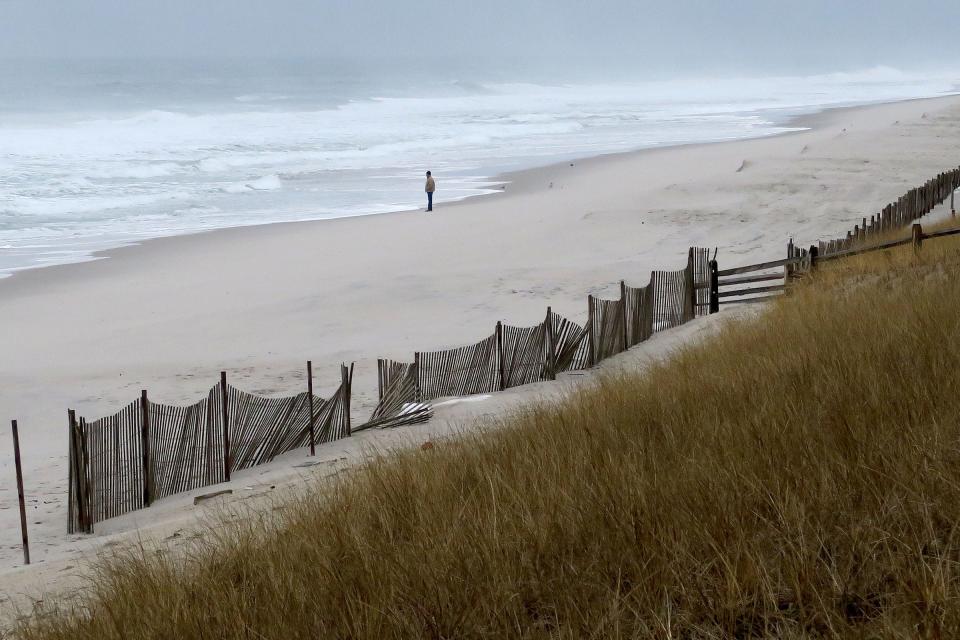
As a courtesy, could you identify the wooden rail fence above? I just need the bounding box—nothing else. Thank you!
[704,167,960,308]
[817,166,960,256]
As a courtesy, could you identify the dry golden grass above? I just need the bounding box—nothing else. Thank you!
[13,233,960,639]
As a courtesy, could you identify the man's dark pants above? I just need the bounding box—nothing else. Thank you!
[427,192,433,211]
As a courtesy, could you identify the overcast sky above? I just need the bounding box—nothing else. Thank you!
[1,0,959,74]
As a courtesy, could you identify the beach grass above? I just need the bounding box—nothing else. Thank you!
[13,232,960,639]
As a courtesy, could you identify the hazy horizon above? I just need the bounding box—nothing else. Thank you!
[1,0,959,76]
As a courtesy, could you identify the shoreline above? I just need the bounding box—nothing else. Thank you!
[1,93,956,289]
[1,92,960,585]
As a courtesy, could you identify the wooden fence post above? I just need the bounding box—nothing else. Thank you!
[620,280,629,351]
[496,321,505,391]
[68,409,90,534]
[952,187,955,216]
[809,245,818,273]
[220,371,231,482]
[376,359,384,402]
[587,296,596,367]
[544,307,557,381]
[80,412,91,533]
[912,223,923,255]
[10,420,29,565]
[785,240,794,281]
[66,411,75,534]
[306,361,316,456]
[413,352,422,402]
[140,390,152,507]
[786,238,794,278]
[708,260,719,314]
[341,363,353,436]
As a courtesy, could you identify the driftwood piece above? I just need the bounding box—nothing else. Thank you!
[193,490,233,506]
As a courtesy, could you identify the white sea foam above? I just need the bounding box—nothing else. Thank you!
[0,65,958,276]
[86,163,183,179]
[221,175,283,193]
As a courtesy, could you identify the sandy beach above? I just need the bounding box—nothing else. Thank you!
[1,94,959,616]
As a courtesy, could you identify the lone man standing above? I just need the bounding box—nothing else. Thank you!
[425,170,436,212]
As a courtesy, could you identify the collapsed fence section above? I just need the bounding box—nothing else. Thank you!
[549,310,591,373]
[361,360,431,430]
[68,366,352,534]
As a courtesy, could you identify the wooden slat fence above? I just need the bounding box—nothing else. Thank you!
[588,294,627,363]
[367,248,712,420]
[817,166,960,256]
[68,368,351,534]
[80,402,144,527]
[589,247,709,363]
[501,320,549,388]
[150,388,222,502]
[364,308,593,424]
[416,334,501,400]
[690,246,712,316]
[623,282,654,347]
[650,268,690,331]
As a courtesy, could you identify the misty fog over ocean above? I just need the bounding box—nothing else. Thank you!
[1,0,959,277]
[1,60,957,276]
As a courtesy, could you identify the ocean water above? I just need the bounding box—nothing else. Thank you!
[0,60,957,277]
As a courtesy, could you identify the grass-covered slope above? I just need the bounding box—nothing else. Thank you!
[16,240,960,639]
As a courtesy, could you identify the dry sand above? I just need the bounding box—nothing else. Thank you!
[0,94,959,618]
